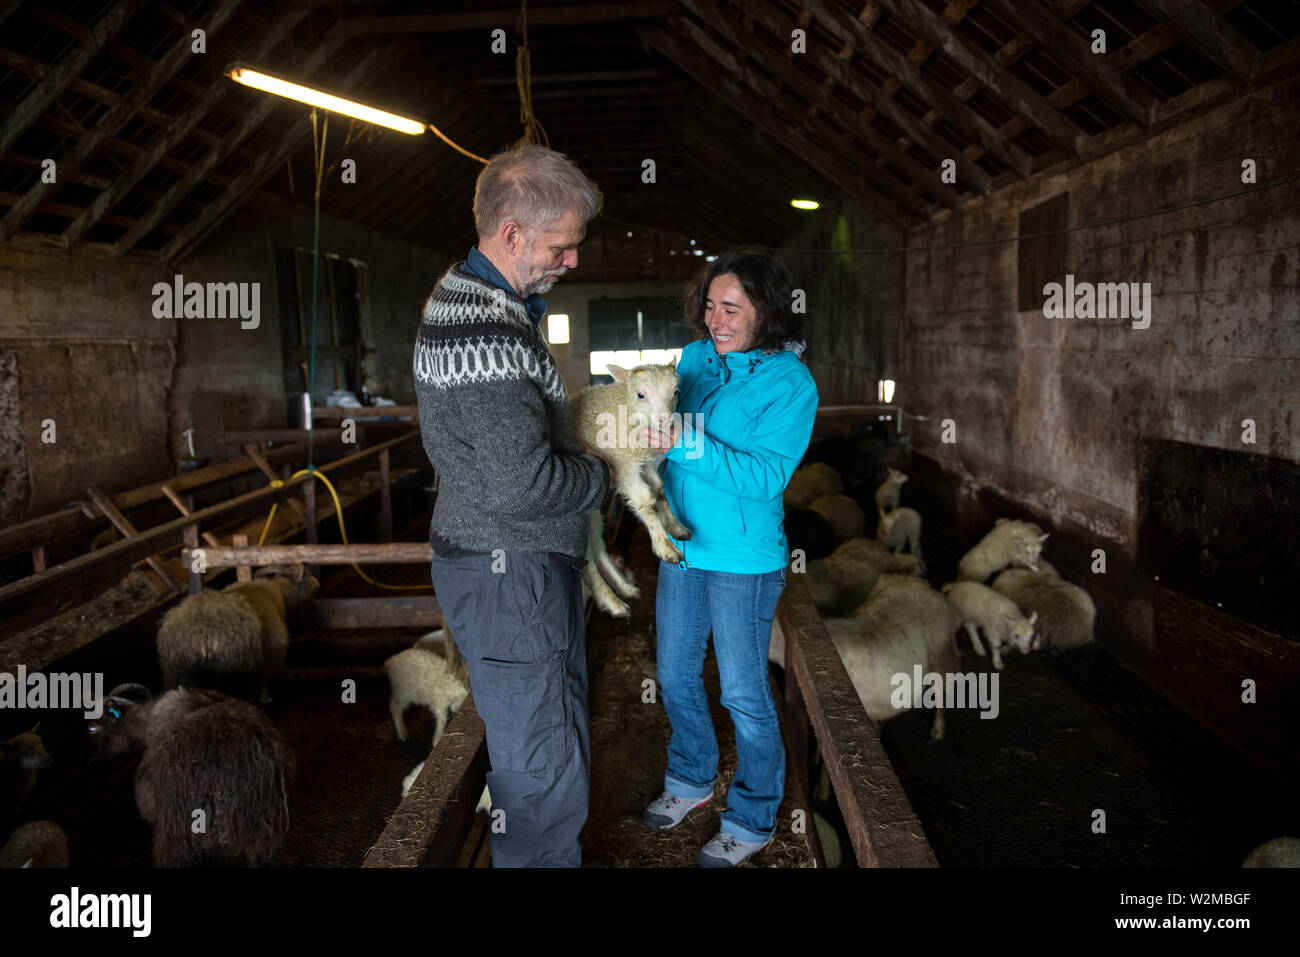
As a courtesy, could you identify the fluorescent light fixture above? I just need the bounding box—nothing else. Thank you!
[791,198,820,210]
[548,313,570,344]
[878,379,896,403]
[227,62,426,135]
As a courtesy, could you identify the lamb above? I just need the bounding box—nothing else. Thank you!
[0,820,69,868]
[784,507,836,560]
[829,575,960,741]
[877,506,922,558]
[1,725,52,822]
[942,581,1039,670]
[384,641,469,745]
[783,462,843,509]
[991,567,1094,650]
[85,683,295,868]
[874,469,907,516]
[571,362,691,617]
[805,538,926,618]
[156,563,319,702]
[956,518,1049,583]
[1242,837,1300,867]
[810,493,866,544]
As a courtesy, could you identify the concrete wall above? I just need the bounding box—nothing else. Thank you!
[0,207,450,520]
[902,70,1300,672]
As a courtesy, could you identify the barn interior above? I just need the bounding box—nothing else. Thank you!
[1,0,1297,871]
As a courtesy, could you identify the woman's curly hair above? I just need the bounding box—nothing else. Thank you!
[682,248,804,354]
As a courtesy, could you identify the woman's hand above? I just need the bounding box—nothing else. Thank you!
[642,419,682,452]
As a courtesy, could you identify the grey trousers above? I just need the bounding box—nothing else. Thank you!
[429,549,590,867]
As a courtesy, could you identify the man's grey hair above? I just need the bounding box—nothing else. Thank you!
[473,145,603,239]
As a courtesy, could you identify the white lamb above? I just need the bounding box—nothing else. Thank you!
[877,506,922,558]
[942,580,1039,670]
[956,518,1049,583]
[784,462,843,509]
[991,566,1094,650]
[384,642,469,745]
[874,469,907,516]
[572,362,691,617]
[829,575,960,741]
[810,493,866,544]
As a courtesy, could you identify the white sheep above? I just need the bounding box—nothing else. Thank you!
[942,581,1038,670]
[877,506,922,558]
[384,641,469,745]
[810,493,866,544]
[829,575,960,741]
[572,362,691,616]
[784,462,843,509]
[956,518,1049,583]
[0,820,69,868]
[804,538,925,618]
[991,567,1094,650]
[1242,837,1300,867]
[874,469,907,516]
[156,563,319,702]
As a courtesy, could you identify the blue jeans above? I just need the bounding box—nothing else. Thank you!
[655,560,787,843]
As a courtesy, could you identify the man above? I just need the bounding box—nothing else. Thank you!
[413,145,609,867]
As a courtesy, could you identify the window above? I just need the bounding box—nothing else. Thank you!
[587,297,693,383]
[274,247,365,399]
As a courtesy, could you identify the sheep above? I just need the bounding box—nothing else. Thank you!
[572,362,691,617]
[942,581,1038,671]
[783,462,843,509]
[874,469,907,516]
[85,683,295,868]
[1242,837,1300,867]
[830,575,960,741]
[1,725,52,822]
[805,538,926,618]
[384,642,469,745]
[156,563,319,702]
[956,519,1049,584]
[877,506,922,558]
[814,811,842,868]
[1,820,69,868]
[991,566,1094,650]
[402,762,491,814]
[784,507,836,561]
[810,493,866,544]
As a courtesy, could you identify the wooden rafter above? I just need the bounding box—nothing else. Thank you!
[683,0,965,206]
[0,0,147,158]
[637,24,917,228]
[873,0,1084,155]
[163,48,388,263]
[61,7,310,249]
[979,0,1160,128]
[327,1,680,36]
[0,1,247,242]
[1132,0,1257,83]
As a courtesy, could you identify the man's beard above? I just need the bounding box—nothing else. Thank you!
[522,266,566,296]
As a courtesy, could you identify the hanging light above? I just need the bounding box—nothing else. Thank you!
[791,198,820,210]
[227,63,426,135]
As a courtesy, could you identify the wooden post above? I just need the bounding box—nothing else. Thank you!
[784,628,812,808]
[30,543,46,573]
[233,534,251,582]
[379,447,392,542]
[183,523,201,594]
[303,479,318,580]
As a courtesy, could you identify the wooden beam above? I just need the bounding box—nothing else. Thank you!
[682,0,964,206]
[299,597,442,629]
[161,47,391,262]
[61,7,309,249]
[638,25,918,226]
[979,0,1159,128]
[85,486,180,595]
[0,0,146,157]
[0,2,246,241]
[796,0,1028,181]
[330,1,678,37]
[873,0,1084,155]
[1132,0,1257,83]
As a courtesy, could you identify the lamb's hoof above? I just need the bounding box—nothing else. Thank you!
[655,546,684,564]
[600,597,631,617]
[675,527,693,541]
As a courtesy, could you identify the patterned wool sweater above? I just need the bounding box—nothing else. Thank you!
[413,264,608,559]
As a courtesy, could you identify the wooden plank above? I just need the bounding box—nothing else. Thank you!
[196,543,433,567]
[245,449,308,520]
[159,483,224,548]
[0,0,146,157]
[363,697,489,867]
[1133,0,1257,83]
[1152,585,1299,779]
[779,574,938,867]
[59,7,308,246]
[979,0,1159,127]
[331,1,678,36]
[299,597,442,629]
[0,0,246,240]
[873,0,1084,155]
[85,485,180,595]
[312,405,418,420]
[772,654,827,867]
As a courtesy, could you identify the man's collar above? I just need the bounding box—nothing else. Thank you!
[464,246,546,328]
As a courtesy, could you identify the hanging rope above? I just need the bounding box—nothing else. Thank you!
[511,0,549,148]
[307,107,330,473]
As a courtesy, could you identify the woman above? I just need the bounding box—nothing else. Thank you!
[640,248,819,867]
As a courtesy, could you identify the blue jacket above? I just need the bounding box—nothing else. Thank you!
[660,337,819,573]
